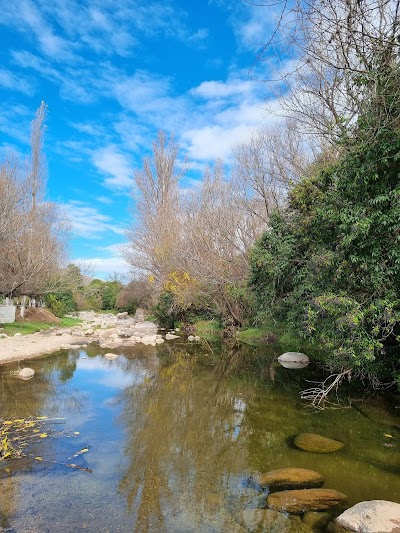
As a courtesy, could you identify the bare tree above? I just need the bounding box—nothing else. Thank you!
[246,0,400,140]
[125,131,187,282]
[232,119,314,222]
[0,104,70,310]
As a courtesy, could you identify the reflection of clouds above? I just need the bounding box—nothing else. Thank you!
[77,355,153,389]
[232,396,246,441]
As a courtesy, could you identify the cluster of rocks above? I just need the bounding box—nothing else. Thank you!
[53,312,190,349]
[249,432,400,532]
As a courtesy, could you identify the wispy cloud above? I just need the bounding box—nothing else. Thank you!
[0,69,33,95]
[92,145,134,190]
[63,201,125,239]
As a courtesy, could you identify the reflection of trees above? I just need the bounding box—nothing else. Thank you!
[117,350,254,531]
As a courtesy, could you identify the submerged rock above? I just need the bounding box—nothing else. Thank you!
[236,508,314,532]
[267,488,348,514]
[329,500,400,533]
[18,367,35,380]
[294,433,344,453]
[258,467,324,492]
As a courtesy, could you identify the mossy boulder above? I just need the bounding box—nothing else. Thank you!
[294,433,344,453]
[258,467,324,492]
[267,488,348,514]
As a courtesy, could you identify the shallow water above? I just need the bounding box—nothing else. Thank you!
[0,339,399,532]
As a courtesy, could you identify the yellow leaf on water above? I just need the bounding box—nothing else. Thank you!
[73,432,80,435]
[33,429,40,433]
[35,457,43,461]
[39,433,48,438]
[2,421,12,425]
[13,419,24,423]
[36,416,48,420]
[384,434,393,438]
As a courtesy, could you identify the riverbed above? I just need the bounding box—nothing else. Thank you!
[0,339,399,532]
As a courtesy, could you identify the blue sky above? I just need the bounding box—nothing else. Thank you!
[0,0,281,279]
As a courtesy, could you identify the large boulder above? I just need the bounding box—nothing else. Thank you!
[258,468,324,492]
[267,488,348,514]
[294,433,344,453]
[329,500,400,533]
[278,352,309,363]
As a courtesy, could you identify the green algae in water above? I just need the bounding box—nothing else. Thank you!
[0,342,399,532]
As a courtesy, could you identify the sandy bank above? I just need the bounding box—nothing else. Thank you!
[0,331,89,365]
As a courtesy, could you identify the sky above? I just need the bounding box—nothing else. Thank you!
[0,0,283,280]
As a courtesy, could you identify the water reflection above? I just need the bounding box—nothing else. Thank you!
[0,342,398,532]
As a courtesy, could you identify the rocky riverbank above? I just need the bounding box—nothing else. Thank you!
[0,311,180,365]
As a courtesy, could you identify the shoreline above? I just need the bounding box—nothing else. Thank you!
[0,330,89,365]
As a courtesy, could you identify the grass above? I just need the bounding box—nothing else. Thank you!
[235,327,273,344]
[193,319,222,340]
[0,317,82,336]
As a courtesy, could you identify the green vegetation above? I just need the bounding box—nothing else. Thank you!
[250,60,400,384]
[193,319,221,341]
[0,317,81,336]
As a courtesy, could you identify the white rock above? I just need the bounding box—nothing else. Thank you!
[0,333,8,338]
[332,500,400,533]
[188,335,195,341]
[277,352,309,363]
[155,338,165,344]
[14,333,22,337]
[104,353,119,360]
[165,333,179,340]
[18,367,35,380]
[194,336,200,341]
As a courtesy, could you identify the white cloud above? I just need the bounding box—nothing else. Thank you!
[92,145,133,189]
[74,256,131,279]
[190,79,255,99]
[63,201,124,239]
[0,69,33,95]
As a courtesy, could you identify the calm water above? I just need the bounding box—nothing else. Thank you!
[0,339,399,532]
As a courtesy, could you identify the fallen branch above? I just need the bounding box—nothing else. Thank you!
[300,369,352,410]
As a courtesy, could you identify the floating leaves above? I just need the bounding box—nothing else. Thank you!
[0,417,82,462]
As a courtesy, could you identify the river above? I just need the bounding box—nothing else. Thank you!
[0,338,399,532]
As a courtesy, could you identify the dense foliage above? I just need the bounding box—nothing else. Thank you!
[250,61,400,383]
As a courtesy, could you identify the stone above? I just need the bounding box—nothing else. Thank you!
[278,352,309,363]
[14,332,22,336]
[18,367,35,380]
[104,353,118,360]
[258,468,324,492]
[165,333,179,340]
[236,508,314,532]
[267,488,348,514]
[329,500,400,533]
[303,511,334,531]
[294,433,344,453]
[0,333,8,338]
[117,312,128,319]
[188,335,195,341]
[60,343,71,349]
